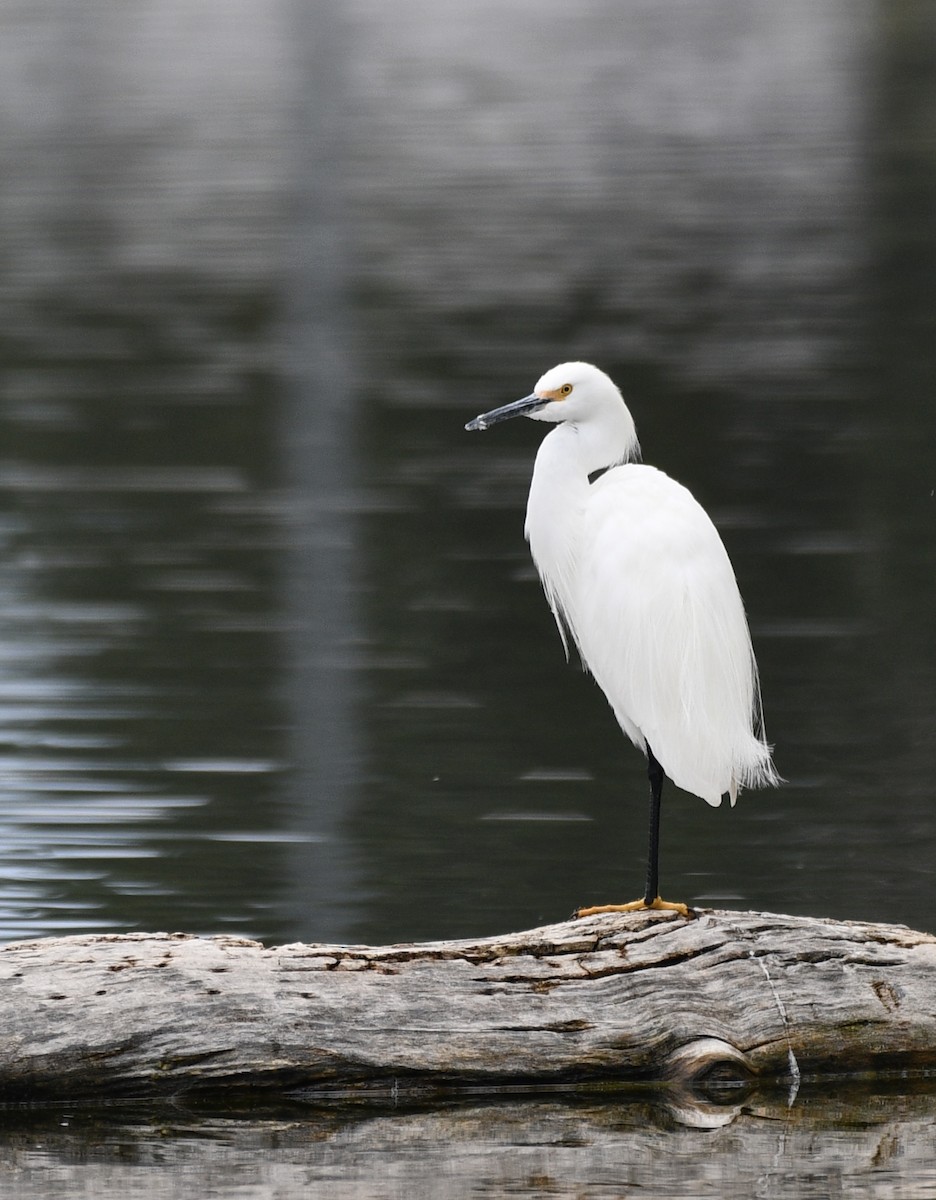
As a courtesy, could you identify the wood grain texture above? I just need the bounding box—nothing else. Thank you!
[2,908,935,1100]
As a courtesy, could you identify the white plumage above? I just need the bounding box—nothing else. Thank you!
[567,463,772,804]
[467,360,778,912]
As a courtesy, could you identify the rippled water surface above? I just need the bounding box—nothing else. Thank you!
[2,0,936,1193]
[6,1085,936,1200]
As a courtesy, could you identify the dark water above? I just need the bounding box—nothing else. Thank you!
[6,1085,936,1199]
[2,0,936,1192]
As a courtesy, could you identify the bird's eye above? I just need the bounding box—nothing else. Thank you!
[558,384,573,397]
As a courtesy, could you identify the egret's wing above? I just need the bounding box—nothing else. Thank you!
[573,465,776,805]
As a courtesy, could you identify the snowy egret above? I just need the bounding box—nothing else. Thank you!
[466,362,778,917]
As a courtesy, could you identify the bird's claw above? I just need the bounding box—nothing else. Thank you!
[574,897,695,919]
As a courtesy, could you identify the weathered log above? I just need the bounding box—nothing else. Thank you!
[2,908,935,1101]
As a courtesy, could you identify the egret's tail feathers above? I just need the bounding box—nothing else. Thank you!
[729,734,782,801]
[730,739,782,807]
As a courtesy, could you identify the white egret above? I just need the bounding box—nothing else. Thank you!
[466,362,778,917]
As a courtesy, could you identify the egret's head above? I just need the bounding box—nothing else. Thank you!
[527,362,625,424]
[465,361,627,432]
[466,361,640,473]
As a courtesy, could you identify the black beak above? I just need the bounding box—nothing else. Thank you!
[465,393,548,432]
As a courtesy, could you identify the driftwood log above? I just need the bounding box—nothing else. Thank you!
[2,907,936,1102]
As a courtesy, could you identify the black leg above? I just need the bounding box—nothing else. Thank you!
[643,743,664,906]
[574,741,689,919]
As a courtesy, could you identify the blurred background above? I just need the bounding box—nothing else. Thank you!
[0,0,933,949]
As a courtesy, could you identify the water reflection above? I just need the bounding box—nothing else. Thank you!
[0,442,287,938]
[5,1084,936,1199]
[0,0,934,952]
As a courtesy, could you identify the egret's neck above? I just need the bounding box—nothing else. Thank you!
[571,403,639,477]
[525,423,590,542]
[523,409,638,644]
[527,403,639,519]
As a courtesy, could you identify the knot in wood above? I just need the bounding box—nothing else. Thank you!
[662,1038,754,1086]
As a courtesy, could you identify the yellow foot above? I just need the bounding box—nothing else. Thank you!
[575,897,693,919]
